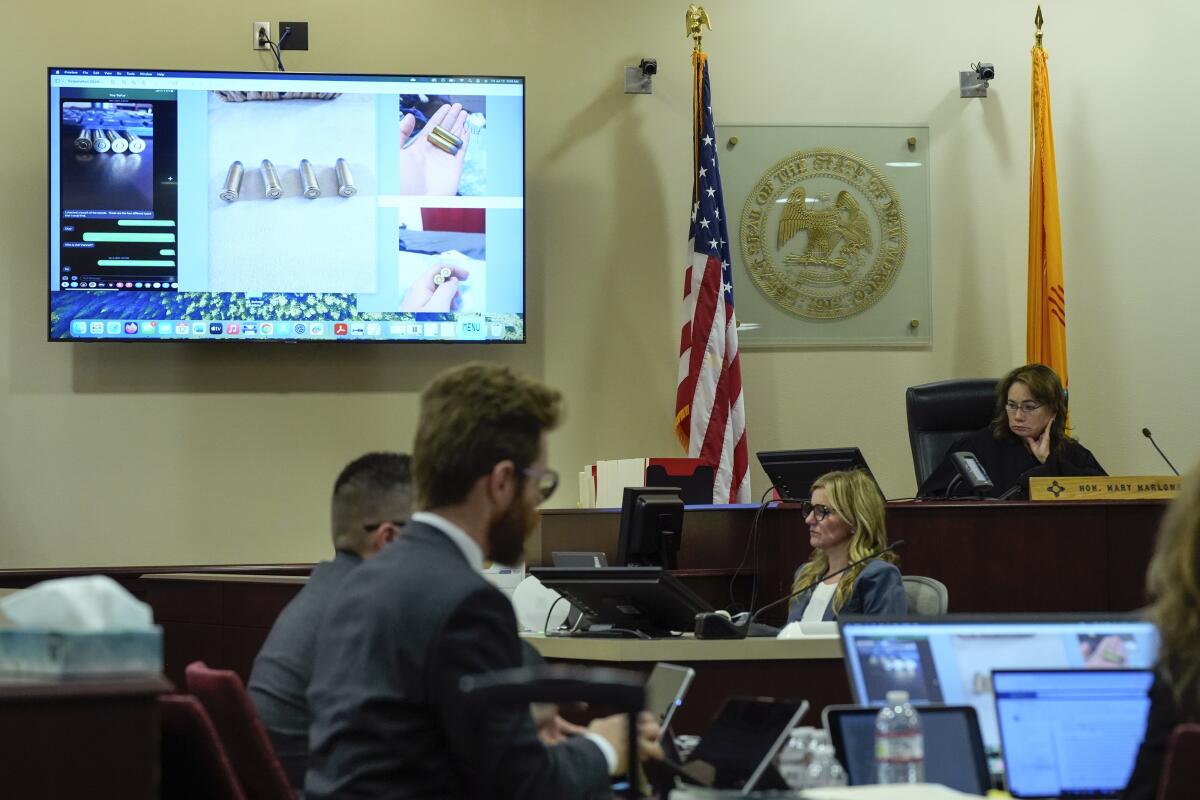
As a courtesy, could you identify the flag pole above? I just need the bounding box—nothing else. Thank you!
[1034,5,1044,49]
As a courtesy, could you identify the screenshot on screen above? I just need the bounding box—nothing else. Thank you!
[48,67,525,343]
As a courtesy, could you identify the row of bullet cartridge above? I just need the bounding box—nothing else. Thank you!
[74,128,146,154]
[220,158,357,201]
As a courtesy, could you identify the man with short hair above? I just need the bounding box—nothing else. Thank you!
[306,363,660,799]
[249,452,413,792]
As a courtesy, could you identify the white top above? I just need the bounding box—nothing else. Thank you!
[801,580,838,622]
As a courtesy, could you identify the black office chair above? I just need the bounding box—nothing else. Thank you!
[905,378,997,487]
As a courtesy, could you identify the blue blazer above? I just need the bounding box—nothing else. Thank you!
[786,559,907,623]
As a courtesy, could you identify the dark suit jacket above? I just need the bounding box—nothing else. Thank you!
[918,426,1105,498]
[786,559,906,623]
[305,519,610,800]
[248,550,362,790]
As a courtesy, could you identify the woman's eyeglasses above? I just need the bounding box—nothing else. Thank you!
[800,501,834,521]
[1004,401,1045,414]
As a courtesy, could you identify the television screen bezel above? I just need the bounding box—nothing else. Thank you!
[47,65,526,345]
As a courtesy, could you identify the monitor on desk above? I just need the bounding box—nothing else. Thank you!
[838,614,1159,755]
[756,448,877,502]
[528,566,714,639]
[616,487,684,569]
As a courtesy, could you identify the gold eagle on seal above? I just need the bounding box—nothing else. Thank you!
[777,187,872,270]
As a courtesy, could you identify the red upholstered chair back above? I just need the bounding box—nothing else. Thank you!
[160,693,247,800]
[1159,723,1200,800]
[186,661,295,800]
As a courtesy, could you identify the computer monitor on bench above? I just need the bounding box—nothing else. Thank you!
[529,566,714,639]
[756,448,876,502]
[616,487,684,569]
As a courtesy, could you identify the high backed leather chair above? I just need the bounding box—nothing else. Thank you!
[185,661,294,800]
[905,378,997,487]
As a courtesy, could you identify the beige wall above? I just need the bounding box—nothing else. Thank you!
[2,1,1197,568]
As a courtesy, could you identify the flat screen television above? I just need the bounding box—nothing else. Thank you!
[48,67,525,343]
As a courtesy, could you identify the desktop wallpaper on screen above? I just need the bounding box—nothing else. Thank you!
[48,68,525,343]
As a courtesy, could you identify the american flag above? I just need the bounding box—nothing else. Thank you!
[674,51,750,504]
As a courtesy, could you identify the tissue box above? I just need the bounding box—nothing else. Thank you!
[0,627,163,677]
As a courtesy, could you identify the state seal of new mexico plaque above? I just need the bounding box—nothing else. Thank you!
[740,148,907,320]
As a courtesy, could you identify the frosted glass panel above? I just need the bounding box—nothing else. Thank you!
[716,124,931,347]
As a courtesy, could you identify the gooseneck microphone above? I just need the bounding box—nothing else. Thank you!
[1142,428,1180,476]
[694,540,905,639]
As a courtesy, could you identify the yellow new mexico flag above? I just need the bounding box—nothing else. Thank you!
[1027,44,1067,387]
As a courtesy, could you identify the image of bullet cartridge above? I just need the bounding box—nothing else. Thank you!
[300,159,321,199]
[75,128,93,152]
[335,158,357,197]
[220,161,244,202]
[123,132,146,154]
[91,128,111,153]
[428,125,463,156]
[261,159,283,199]
[432,267,453,286]
[105,129,129,154]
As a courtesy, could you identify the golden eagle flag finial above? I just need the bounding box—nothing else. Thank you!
[686,5,712,52]
[1034,5,1044,48]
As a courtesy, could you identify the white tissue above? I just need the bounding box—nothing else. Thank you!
[0,575,153,632]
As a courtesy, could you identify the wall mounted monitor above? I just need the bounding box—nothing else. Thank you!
[48,67,525,343]
[837,614,1158,755]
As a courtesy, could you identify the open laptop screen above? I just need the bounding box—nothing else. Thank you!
[838,615,1158,753]
[993,669,1153,798]
[823,704,990,795]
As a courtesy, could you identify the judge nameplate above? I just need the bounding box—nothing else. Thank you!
[1029,475,1181,501]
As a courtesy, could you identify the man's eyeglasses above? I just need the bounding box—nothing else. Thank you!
[362,520,407,533]
[800,501,834,521]
[523,467,559,502]
[1004,401,1045,414]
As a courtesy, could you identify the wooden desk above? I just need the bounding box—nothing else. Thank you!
[524,634,848,733]
[0,674,171,798]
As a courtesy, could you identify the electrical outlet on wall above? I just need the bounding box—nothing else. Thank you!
[252,21,271,50]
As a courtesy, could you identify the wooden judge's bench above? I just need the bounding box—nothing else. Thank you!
[521,499,1166,729]
[0,499,1167,733]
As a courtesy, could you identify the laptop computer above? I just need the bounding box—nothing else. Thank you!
[644,662,695,736]
[823,704,991,795]
[992,669,1154,798]
[655,696,808,794]
[837,614,1159,755]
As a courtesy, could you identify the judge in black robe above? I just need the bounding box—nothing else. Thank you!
[918,364,1106,498]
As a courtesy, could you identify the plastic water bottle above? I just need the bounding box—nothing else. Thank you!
[875,690,924,783]
[778,726,815,789]
[806,743,848,788]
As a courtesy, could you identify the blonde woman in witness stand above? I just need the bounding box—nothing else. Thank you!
[1123,466,1200,800]
[784,469,907,624]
